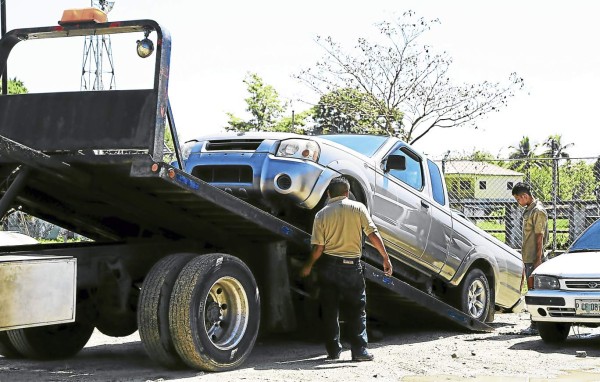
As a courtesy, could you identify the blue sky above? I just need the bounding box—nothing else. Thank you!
[4,0,600,159]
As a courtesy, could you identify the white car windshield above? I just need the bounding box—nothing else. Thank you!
[569,219,600,252]
[317,135,388,157]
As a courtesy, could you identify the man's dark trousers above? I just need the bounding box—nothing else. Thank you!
[317,255,368,356]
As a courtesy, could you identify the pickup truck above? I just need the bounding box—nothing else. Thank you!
[181,132,524,321]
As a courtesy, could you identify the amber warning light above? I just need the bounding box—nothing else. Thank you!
[59,8,108,25]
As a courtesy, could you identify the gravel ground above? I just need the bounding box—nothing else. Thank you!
[1,311,600,382]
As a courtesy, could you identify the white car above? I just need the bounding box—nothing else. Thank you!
[0,231,38,245]
[525,219,600,343]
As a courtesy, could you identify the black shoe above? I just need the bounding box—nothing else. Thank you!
[351,349,374,362]
[326,349,342,360]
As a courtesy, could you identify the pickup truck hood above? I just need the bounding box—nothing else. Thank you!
[533,251,600,278]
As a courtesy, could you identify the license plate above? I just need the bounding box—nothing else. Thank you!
[575,300,600,315]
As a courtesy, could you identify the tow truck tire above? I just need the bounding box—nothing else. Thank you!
[169,253,260,372]
[0,332,22,358]
[6,320,94,359]
[96,286,139,337]
[538,322,571,343]
[458,268,491,322]
[138,253,195,369]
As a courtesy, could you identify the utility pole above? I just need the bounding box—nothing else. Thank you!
[1,0,7,95]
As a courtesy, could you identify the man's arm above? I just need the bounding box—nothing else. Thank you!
[300,244,325,277]
[367,232,393,276]
[534,232,544,269]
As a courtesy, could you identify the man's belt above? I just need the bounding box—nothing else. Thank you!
[320,254,361,266]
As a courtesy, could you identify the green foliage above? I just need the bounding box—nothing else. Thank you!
[8,78,28,94]
[527,160,596,202]
[541,134,573,159]
[528,166,552,201]
[273,109,313,134]
[559,161,596,200]
[225,73,287,132]
[508,136,547,181]
[162,124,176,162]
[313,88,402,135]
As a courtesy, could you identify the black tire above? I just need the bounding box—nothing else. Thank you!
[138,253,195,369]
[0,331,22,358]
[538,322,571,343]
[96,287,140,337]
[169,254,260,372]
[6,320,94,360]
[457,268,491,322]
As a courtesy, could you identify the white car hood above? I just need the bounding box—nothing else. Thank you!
[534,251,600,278]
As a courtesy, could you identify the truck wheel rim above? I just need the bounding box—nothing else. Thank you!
[202,276,249,350]
[467,279,486,318]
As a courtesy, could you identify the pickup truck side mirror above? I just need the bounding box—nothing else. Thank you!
[385,154,406,172]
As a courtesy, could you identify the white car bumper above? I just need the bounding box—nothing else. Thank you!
[526,289,600,325]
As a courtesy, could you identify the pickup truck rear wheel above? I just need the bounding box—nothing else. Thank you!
[138,253,195,369]
[538,322,571,343]
[6,319,94,359]
[169,253,260,372]
[458,269,491,321]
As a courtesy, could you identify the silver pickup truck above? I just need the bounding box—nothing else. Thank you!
[181,132,524,321]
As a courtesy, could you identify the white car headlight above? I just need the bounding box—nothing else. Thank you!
[533,275,560,290]
[276,139,320,161]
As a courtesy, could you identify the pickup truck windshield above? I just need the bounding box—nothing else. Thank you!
[318,135,388,157]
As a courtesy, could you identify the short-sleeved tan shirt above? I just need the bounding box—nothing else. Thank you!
[311,196,378,258]
[521,199,548,263]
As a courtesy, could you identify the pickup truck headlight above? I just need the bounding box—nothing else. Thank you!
[276,139,320,162]
[533,275,560,290]
[181,140,199,161]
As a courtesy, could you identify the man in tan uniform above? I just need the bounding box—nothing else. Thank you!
[512,182,548,335]
[512,182,548,278]
[300,176,392,362]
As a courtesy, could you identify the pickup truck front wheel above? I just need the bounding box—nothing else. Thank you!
[458,269,491,321]
[169,253,260,372]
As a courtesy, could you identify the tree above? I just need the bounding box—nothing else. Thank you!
[541,134,574,200]
[225,73,286,132]
[558,161,596,201]
[312,88,402,135]
[8,78,28,94]
[541,134,573,160]
[296,10,524,143]
[508,136,544,182]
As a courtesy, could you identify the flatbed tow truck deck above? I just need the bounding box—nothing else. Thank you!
[0,13,490,373]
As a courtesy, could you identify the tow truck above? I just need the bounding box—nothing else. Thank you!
[0,8,492,372]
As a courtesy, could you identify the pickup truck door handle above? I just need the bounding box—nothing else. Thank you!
[421,201,430,209]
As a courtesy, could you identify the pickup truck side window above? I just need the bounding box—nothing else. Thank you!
[387,146,423,190]
[427,159,446,205]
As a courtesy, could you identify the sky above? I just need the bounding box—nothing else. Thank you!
[3,0,600,160]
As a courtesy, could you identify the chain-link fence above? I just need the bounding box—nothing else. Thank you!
[442,156,600,254]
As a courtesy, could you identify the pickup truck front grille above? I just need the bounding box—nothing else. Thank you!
[565,280,600,289]
[192,165,253,183]
[205,139,264,151]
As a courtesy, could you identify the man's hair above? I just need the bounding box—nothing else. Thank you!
[512,182,532,197]
[328,176,350,197]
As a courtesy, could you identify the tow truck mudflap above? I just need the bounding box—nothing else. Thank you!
[0,255,76,331]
